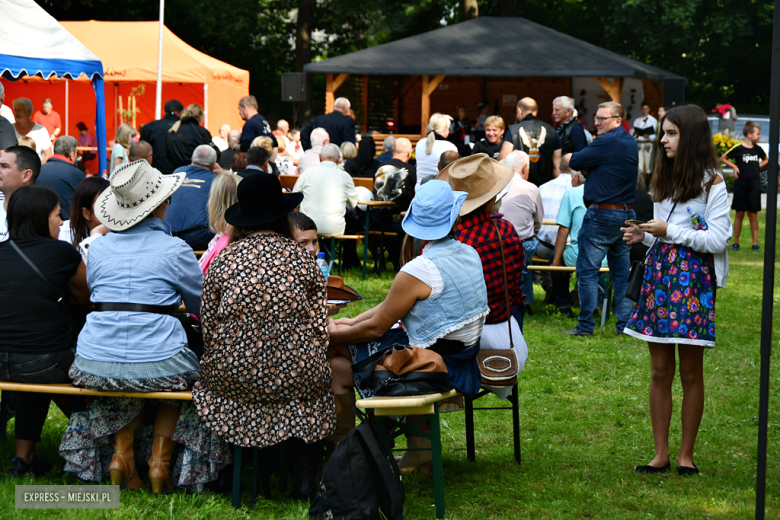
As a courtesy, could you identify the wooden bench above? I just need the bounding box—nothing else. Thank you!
[356,386,520,519]
[279,174,297,191]
[0,382,269,510]
[356,389,457,519]
[372,134,423,156]
[528,256,613,328]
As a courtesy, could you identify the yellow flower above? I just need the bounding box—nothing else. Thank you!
[713,136,720,145]
[727,139,736,147]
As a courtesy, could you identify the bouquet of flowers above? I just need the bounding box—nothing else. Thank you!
[711,104,735,117]
[712,132,741,156]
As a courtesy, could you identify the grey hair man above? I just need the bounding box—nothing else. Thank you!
[500,150,544,308]
[300,96,356,150]
[0,81,13,123]
[298,127,330,175]
[167,144,224,250]
[377,135,396,163]
[553,96,588,155]
[36,136,83,219]
[293,142,359,237]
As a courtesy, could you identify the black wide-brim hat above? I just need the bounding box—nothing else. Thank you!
[224,173,303,228]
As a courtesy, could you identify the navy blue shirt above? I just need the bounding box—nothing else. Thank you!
[240,114,278,152]
[166,165,216,233]
[37,156,84,219]
[569,127,638,206]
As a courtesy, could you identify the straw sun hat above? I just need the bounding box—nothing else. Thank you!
[436,153,515,215]
[96,160,185,231]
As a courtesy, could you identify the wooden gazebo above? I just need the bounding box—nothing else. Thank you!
[304,17,686,137]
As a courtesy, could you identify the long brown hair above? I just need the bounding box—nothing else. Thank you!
[651,105,719,203]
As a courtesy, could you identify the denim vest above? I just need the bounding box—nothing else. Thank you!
[402,238,489,347]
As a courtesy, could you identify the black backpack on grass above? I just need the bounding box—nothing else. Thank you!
[309,411,404,520]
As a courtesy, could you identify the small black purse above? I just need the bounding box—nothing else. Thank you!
[625,203,677,302]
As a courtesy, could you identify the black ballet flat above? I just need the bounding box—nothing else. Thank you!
[678,464,699,476]
[635,462,671,474]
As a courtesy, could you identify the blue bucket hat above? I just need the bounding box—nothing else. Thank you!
[402,180,468,241]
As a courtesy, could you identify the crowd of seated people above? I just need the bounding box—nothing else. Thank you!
[0,90,654,502]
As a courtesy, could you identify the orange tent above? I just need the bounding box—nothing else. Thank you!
[4,21,248,151]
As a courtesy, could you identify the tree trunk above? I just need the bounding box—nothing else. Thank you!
[296,0,315,124]
[497,0,516,17]
[463,0,478,20]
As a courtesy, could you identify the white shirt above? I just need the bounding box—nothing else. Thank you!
[293,160,359,236]
[414,137,457,191]
[1,105,14,123]
[633,115,658,143]
[500,173,544,240]
[400,241,485,347]
[297,146,322,175]
[537,173,572,243]
[15,123,51,160]
[641,171,732,287]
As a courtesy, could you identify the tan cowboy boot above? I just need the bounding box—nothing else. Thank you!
[109,414,144,489]
[148,435,176,493]
[396,436,432,473]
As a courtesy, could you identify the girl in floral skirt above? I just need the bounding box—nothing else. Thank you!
[621,105,732,476]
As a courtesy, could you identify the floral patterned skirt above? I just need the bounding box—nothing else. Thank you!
[59,349,232,492]
[624,242,716,348]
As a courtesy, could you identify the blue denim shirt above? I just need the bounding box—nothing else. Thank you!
[401,238,489,347]
[77,218,203,363]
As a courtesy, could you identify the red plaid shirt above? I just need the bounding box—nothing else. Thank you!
[454,211,526,323]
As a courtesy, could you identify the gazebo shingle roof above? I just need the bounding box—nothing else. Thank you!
[304,17,684,83]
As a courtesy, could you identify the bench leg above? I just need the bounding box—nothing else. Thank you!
[429,404,445,518]
[362,208,370,280]
[464,395,476,462]
[232,445,242,509]
[279,441,288,494]
[511,383,521,464]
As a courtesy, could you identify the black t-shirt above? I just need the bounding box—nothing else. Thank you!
[471,139,503,159]
[374,158,417,216]
[0,238,82,354]
[727,144,767,185]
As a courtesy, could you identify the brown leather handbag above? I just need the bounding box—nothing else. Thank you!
[476,220,520,387]
[352,344,451,396]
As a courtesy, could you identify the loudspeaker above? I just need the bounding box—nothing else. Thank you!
[663,78,685,108]
[281,73,306,102]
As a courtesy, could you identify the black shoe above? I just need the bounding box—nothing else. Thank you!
[559,308,574,319]
[288,439,325,502]
[678,463,699,476]
[525,305,533,316]
[636,462,671,474]
[562,326,592,337]
[10,455,52,477]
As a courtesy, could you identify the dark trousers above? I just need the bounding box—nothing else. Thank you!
[0,349,74,441]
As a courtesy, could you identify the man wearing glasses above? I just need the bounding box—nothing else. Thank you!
[564,101,638,337]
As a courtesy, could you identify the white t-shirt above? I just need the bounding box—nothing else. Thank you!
[1,105,14,124]
[15,123,52,160]
[110,144,128,176]
[399,241,485,347]
[414,136,457,191]
[292,160,359,236]
[633,115,658,142]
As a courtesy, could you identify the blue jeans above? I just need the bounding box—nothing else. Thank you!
[575,207,635,334]
[521,237,538,305]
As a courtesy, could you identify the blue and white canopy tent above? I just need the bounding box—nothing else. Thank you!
[0,0,107,173]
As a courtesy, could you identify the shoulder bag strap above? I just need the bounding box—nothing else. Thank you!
[643,202,678,261]
[489,219,514,349]
[9,240,65,307]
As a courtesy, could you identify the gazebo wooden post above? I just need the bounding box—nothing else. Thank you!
[640,79,664,115]
[325,72,350,113]
[596,76,625,103]
[420,75,446,135]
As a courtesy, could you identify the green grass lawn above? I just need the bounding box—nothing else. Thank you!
[1,211,780,518]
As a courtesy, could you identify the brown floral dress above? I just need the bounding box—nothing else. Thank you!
[193,232,336,447]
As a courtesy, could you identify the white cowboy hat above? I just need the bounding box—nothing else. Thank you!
[96,160,185,231]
